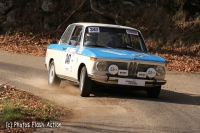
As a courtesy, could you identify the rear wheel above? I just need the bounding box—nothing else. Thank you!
[79,66,92,97]
[146,86,161,98]
[48,61,61,86]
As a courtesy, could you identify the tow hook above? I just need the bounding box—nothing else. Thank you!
[105,74,109,82]
[153,79,157,85]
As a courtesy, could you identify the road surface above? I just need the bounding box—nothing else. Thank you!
[0,50,200,133]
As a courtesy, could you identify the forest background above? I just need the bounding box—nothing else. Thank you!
[0,0,200,72]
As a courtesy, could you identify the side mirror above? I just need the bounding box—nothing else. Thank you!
[69,40,79,46]
[75,42,80,46]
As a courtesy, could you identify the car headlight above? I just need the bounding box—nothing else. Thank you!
[156,66,165,76]
[96,61,107,71]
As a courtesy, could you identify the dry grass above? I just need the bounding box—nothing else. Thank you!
[0,85,68,133]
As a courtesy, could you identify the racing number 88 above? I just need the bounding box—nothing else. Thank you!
[65,53,71,64]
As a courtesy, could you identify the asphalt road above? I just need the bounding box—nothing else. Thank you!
[0,50,200,133]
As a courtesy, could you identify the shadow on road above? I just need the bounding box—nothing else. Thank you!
[89,86,200,106]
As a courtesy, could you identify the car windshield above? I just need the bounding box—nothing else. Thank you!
[83,26,147,52]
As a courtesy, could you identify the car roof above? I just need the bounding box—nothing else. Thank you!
[73,22,139,31]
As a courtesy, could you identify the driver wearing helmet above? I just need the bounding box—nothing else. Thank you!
[84,33,98,46]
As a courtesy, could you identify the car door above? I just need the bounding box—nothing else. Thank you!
[53,24,73,75]
[60,25,83,80]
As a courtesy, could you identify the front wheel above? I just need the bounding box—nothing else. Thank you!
[79,66,92,97]
[146,86,161,98]
[48,61,61,86]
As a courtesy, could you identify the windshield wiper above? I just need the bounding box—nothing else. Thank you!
[88,44,113,49]
[127,46,141,51]
[85,44,103,47]
[103,45,113,49]
[95,44,114,49]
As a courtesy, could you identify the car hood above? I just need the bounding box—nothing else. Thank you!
[80,47,166,63]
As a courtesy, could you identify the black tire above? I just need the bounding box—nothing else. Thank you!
[146,86,161,98]
[48,61,61,86]
[79,66,92,97]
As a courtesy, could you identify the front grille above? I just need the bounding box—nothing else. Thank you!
[128,63,156,76]
[128,62,137,75]
[105,62,157,77]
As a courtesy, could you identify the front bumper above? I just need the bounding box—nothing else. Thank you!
[88,74,166,87]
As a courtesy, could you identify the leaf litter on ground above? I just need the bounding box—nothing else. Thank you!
[0,83,69,133]
[0,33,199,73]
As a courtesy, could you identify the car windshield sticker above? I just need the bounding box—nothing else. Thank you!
[126,30,138,35]
[104,24,120,28]
[88,27,100,33]
[101,50,126,55]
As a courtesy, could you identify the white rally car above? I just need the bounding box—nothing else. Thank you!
[45,22,167,98]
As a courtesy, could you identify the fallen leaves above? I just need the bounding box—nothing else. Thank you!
[0,33,199,72]
[0,84,69,133]
[0,34,48,56]
[159,54,200,72]
[148,44,200,73]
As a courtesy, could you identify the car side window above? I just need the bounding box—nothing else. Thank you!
[70,26,83,45]
[59,25,74,44]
